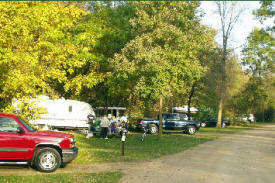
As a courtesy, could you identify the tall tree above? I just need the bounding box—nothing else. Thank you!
[193,48,248,120]
[254,0,274,32]
[242,28,274,77]
[90,3,136,108]
[110,1,215,135]
[215,1,243,128]
[239,1,275,122]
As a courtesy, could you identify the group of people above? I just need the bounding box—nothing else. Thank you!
[100,115,127,139]
[87,113,127,139]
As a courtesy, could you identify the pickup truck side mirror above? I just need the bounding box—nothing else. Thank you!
[17,127,25,134]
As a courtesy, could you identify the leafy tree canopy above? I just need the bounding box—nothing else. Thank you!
[110,2,216,103]
[0,2,103,106]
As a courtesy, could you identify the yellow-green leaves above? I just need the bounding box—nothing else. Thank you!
[110,2,214,101]
[0,2,102,108]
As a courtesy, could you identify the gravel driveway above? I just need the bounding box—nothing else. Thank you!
[120,124,275,183]
[1,124,274,183]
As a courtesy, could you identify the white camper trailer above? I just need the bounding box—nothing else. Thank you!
[95,107,126,119]
[172,106,198,114]
[15,96,95,130]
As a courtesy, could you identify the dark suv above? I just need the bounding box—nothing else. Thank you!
[137,113,201,135]
[201,118,230,128]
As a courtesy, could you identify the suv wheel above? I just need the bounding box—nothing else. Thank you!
[149,124,158,134]
[186,125,196,135]
[35,147,61,173]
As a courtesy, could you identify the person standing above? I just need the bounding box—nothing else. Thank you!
[100,115,110,139]
[85,113,95,139]
[87,113,95,132]
[110,115,119,125]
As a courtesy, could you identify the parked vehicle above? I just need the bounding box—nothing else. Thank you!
[200,118,230,128]
[172,106,198,114]
[137,113,201,135]
[13,96,95,130]
[241,114,255,123]
[0,113,78,172]
[95,107,127,120]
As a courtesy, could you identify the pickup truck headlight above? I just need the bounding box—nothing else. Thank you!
[69,138,76,147]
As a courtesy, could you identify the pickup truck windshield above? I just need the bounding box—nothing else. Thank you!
[18,117,36,132]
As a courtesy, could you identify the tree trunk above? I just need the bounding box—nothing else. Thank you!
[217,98,223,128]
[217,46,226,128]
[127,93,133,126]
[216,1,243,129]
[262,101,265,123]
[104,95,108,115]
[158,96,163,137]
[187,84,195,120]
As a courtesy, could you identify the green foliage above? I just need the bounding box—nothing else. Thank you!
[254,1,275,24]
[193,48,247,119]
[0,2,103,114]
[193,108,216,121]
[4,96,45,121]
[110,2,215,115]
[237,2,275,121]
[84,3,136,107]
[229,77,266,114]
[1,1,266,123]
[242,28,274,77]
[255,105,275,122]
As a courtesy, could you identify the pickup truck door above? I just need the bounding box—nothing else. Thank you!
[0,117,30,160]
[164,119,176,130]
[175,120,189,130]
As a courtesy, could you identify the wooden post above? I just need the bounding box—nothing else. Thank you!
[121,131,126,156]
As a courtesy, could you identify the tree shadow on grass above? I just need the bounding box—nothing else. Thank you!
[74,132,215,163]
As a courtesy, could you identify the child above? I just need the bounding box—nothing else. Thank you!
[119,121,127,136]
[111,122,117,135]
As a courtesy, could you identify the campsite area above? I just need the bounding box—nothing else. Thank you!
[1,123,275,183]
[0,1,274,183]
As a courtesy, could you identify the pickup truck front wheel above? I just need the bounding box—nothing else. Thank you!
[35,147,61,173]
[149,124,158,134]
[186,125,196,135]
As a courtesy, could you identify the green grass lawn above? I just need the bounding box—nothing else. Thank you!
[73,125,255,164]
[0,125,259,183]
[0,172,121,183]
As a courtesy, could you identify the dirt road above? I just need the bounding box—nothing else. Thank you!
[1,124,275,183]
[120,124,275,183]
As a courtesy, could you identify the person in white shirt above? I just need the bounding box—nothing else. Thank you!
[100,115,110,139]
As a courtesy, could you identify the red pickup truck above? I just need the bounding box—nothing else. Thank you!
[0,113,78,172]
